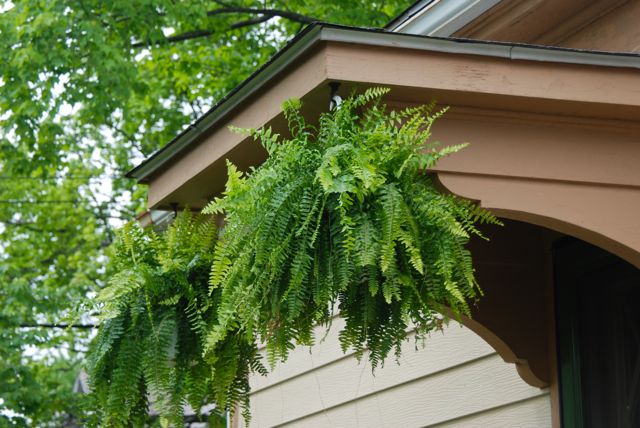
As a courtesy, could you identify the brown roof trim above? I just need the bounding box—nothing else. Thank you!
[127,23,640,182]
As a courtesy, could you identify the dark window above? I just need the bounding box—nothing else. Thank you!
[555,239,640,428]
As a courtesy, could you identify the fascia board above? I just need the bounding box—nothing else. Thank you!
[128,24,640,182]
[319,27,640,68]
[320,26,511,59]
[509,45,640,68]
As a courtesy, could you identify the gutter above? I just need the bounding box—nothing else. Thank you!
[127,23,640,182]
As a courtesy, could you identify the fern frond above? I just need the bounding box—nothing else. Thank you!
[201,90,496,418]
[93,88,498,424]
[88,212,219,425]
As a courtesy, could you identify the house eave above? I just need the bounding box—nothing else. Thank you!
[126,24,325,183]
[127,23,640,184]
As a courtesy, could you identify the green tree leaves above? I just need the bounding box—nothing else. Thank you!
[0,2,411,423]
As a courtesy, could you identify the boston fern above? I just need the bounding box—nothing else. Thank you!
[89,88,498,425]
[85,212,241,427]
[203,88,498,402]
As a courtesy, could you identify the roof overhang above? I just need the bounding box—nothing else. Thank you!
[128,23,640,210]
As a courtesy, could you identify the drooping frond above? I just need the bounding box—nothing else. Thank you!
[92,89,499,424]
[201,88,499,417]
[86,211,229,426]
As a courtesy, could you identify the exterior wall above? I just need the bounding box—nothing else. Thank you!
[425,103,640,271]
[241,320,551,427]
[453,0,600,45]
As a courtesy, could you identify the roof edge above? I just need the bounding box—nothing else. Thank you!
[126,23,325,181]
[128,23,640,182]
[385,0,435,31]
[389,0,501,37]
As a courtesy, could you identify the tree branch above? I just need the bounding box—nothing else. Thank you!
[230,15,272,30]
[132,29,214,48]
[205,7,316,24]
[131,7,316,48]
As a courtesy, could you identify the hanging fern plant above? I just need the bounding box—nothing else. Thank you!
[85,212,246,427]
[203,87,499,402]
[89,88,499,425]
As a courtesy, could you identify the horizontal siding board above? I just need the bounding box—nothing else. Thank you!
[251,316,350,391]
[427,394,551,428]
[250,322,493,393]
[242,324,551,428]
[264,356,547,428]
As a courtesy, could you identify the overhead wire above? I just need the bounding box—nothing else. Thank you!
[0,175,133,181]
[0,199,83,204]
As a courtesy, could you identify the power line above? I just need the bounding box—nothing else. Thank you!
[0,199,82,204]
[0,198,134,206]
[18,323,96,330]
[0,175,132,181]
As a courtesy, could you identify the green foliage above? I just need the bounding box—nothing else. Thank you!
[86,211,229,427]
[0,1,413,422]
[203,88,500,414]
[93,89,498,424]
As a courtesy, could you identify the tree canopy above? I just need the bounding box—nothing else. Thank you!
[0,1,412,425]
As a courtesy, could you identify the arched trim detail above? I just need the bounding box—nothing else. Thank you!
[459,314,548,388]
[434,170,640,390]
[436,171,640,269]
[442,308,549,388]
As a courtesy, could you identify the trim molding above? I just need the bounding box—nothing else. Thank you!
[128,24,640,182]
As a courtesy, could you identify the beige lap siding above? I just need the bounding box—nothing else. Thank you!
[241,322,551,428]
